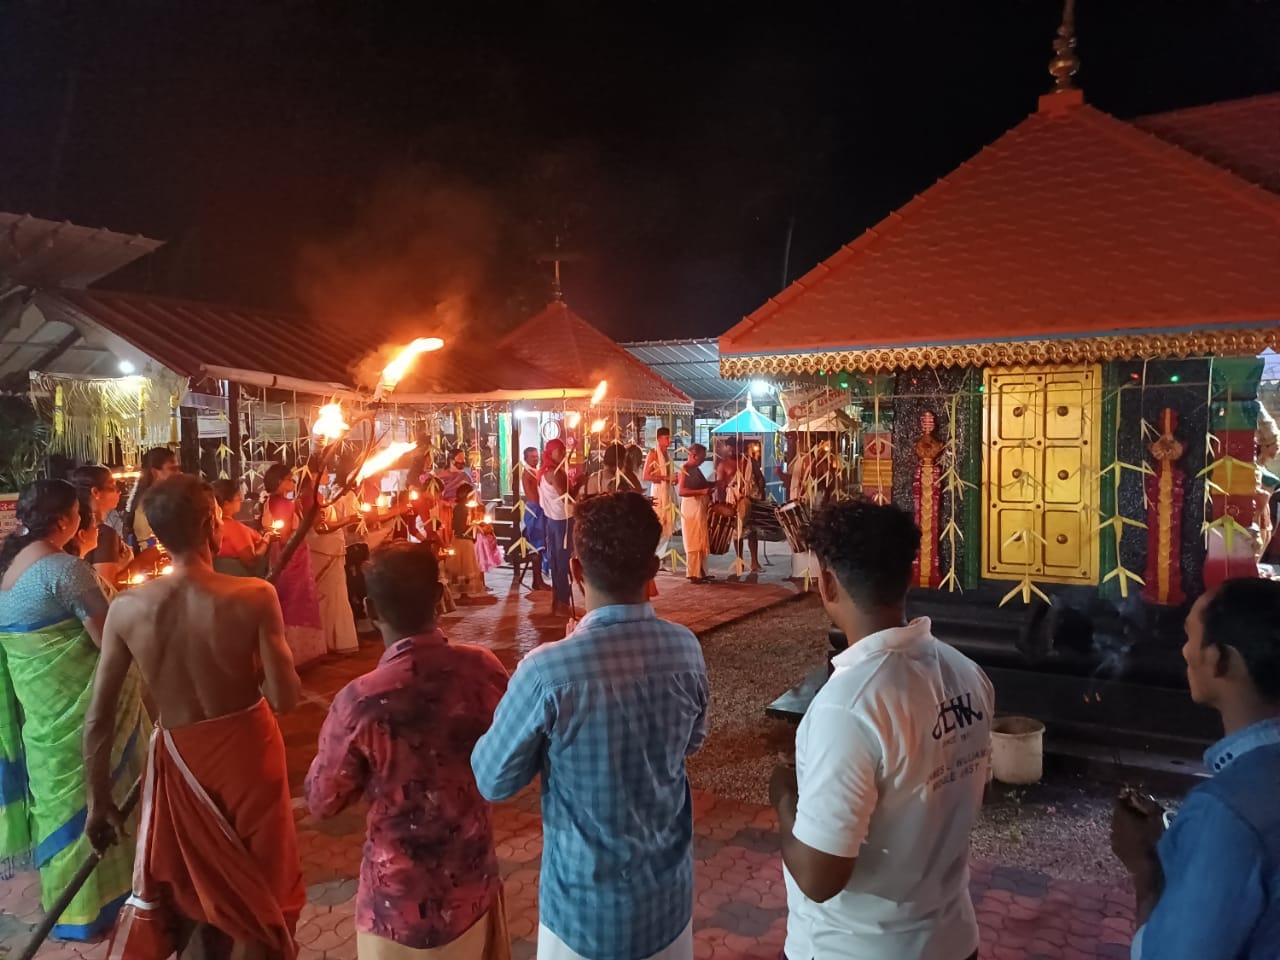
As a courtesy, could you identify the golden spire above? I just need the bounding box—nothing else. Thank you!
[1048,0,1079,93]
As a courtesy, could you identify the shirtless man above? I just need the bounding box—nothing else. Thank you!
[643,427,676,560]
[83,474,304,960]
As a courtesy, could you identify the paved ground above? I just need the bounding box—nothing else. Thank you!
[1,555,1140,959]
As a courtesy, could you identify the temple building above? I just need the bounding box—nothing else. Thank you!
[720,11,1280,751]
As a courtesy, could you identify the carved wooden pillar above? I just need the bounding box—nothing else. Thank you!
[913,412,944,589]
[1142,408,1186,606]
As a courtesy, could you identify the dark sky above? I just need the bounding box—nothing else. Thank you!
[3,1,1278,341]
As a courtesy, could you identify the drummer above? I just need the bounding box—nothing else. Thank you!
[678,443,714,583]
[717,439,764,574]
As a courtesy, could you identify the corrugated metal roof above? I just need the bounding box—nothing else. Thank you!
[0,213,162,298]
[622,338,744,405]
[43,288,364,384]
[35,289,578,398]
[503,301,693,410]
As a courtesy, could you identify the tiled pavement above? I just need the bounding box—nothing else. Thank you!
[1,786,1137,960]
[0,553,1138,958]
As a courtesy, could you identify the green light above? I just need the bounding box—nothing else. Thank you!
[1170,374,1181,383]
[978,385,985,392]
[839,380,848,389]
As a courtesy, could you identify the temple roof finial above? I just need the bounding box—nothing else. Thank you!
[1048,0,1079,94]
[551,234,564,302]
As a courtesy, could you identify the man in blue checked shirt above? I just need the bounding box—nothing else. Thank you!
[472,491,709,960]
[1112,577,1280,960]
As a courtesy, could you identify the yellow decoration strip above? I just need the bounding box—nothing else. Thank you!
[720,327,1280,377]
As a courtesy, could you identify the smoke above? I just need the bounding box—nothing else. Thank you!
[294,167,517,385]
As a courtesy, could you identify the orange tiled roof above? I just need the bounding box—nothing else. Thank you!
[1136,93,1280,196]
[502,300,693,410]
[719,91,1280,376]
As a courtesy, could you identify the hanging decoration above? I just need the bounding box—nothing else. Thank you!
[912,412,944,589]
[1142,407,1187,605]
[1201,357,1265,589]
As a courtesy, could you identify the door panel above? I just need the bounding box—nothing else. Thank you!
[983,365,1099,585]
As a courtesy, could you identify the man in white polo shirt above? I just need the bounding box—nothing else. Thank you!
[770,499,993,960]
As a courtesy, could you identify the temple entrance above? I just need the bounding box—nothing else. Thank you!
[981,364,1101,585]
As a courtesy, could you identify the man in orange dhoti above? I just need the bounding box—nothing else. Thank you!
[83,475,305,959]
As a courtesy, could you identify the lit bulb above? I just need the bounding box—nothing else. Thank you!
[118,360,135,374]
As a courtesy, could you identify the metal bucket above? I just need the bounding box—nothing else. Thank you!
[991,716,1045,785]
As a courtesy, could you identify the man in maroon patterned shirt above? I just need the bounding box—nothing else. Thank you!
[305,541,510,960]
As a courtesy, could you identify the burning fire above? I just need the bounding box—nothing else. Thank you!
[409,490,419,501]
[271,519,285,532]
[360,502,372,513]
[465,498,480,509]
[378,338,445,394]
[311,403,350,442]
[567,411,582,429]
[590,380,608,406]
[129,573,146,585]
[377,493,391,509]
[356,441,418,482]
[590,418,607,434]
[160,564,174,576]
[111,470,142,481]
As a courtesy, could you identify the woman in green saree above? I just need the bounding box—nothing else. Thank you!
[0,480,147,940]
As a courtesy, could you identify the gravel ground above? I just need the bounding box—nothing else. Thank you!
[690,596,1171,886]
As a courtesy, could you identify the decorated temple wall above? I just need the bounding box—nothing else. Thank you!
[875,359,1221,610]
[1106,359,1210,606]
[889,368,980,589]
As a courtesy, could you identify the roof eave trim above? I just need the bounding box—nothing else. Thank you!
[720,327,1280,377]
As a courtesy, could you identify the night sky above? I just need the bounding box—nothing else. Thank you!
[3,1,1278,341]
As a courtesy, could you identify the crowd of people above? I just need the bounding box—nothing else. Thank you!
[0,446,1276,959]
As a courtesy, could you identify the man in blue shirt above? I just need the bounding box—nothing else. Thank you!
[1113,577,1280,959]
[471,491,709,960]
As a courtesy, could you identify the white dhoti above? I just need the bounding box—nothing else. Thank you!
[681,495,709,579]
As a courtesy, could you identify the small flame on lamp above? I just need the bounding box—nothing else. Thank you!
[590,380,608,406]
[567,411,582,429]
[378,494,391,509]
[465,498,480,509]
[311,403,350,442]
[271,519,285,531]
[160,564,174,576]
[111,470,142,481]
[379,338,445,392]
[356,441,418,482]
[129,573,146,585]
[590,418,607,434]
[409,490,419,501]
[360,502,372,513]
[445,548,456,556]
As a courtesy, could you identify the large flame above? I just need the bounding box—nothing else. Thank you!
[356,441,418,482]
[590,418,607,434]
[379,338,445,393]
[311,403,350,442]
[590,380,608,405]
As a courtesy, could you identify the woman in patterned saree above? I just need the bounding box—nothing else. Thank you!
[261,463,326,666]
[0,480,147,939]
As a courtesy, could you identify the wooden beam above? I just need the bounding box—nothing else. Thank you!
[0,328,81,391]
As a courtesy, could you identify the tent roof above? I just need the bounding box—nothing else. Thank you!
[712,404,781,434]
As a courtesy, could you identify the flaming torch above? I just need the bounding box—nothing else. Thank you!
[311,403,350,442]
[590,379,608,406]
[374,337,445,401]
[590,418,607,434]
[568,411,582,429]
[356,441,418,483]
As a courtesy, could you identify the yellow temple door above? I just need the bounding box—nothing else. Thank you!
[982,364,1101,585]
